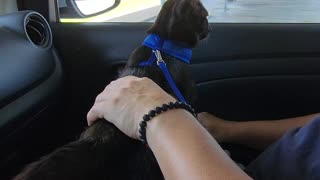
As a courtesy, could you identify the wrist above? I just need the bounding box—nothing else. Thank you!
[223,121,248,143]
[134,95,175,138]
[138,94,176,120]
[219,121,239,143]
[146,109,196,146]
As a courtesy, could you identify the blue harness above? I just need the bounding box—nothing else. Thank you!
[139,34,192,103]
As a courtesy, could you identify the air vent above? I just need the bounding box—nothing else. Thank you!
[25,13,52,48]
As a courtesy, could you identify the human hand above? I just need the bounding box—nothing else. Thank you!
[198,112,234,143]
[87,76,175,140]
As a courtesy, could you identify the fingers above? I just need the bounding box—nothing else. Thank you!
[94,93,107,104]
[197,112,209,124]
[85,75,174,139]
[86,76,156,127]
[87,76,139,126]
[87,101,108,126]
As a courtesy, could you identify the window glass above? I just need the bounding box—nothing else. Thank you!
[58,0,320,23]
[0,0,18,15]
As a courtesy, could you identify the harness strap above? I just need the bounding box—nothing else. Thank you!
[138,34,192,103]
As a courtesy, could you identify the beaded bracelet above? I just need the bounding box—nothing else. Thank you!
[138,101,197,145]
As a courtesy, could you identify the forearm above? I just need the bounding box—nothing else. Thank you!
[226,113,320,149]
[147,109,251,180]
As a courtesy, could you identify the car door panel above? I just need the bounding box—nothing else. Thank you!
[197,76,320,119]
[50,23,320,165]
[192,57,320,119]
[51,23,320,121]
[0,11,64,178]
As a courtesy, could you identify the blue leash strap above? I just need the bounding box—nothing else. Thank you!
[139,34,192,103]
[139,52,157,66]
[154,50,186,103]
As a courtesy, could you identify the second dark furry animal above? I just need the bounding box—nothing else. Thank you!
[14,0,209,179]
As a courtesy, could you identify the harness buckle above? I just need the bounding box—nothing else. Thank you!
[153,50,165,66]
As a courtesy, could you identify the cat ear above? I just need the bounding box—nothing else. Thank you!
[174,0,185,15]
[147,0,175,38]
[167,0,199,47]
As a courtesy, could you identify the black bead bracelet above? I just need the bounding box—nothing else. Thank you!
[138,101,197,145]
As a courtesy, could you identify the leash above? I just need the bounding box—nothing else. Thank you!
[139,34,192,103]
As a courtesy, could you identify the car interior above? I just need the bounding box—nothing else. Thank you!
[1,0,320,179]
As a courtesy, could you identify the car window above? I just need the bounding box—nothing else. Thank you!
[58,0,320,23]
[0,0,18,15]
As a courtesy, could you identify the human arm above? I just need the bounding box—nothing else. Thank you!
[199,112,320,150]
[87,76,251,180]
[147,109,249,180]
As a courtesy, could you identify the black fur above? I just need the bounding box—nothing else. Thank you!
[14,0,209,179]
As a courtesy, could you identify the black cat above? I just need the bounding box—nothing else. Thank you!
[14,0,209,179]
